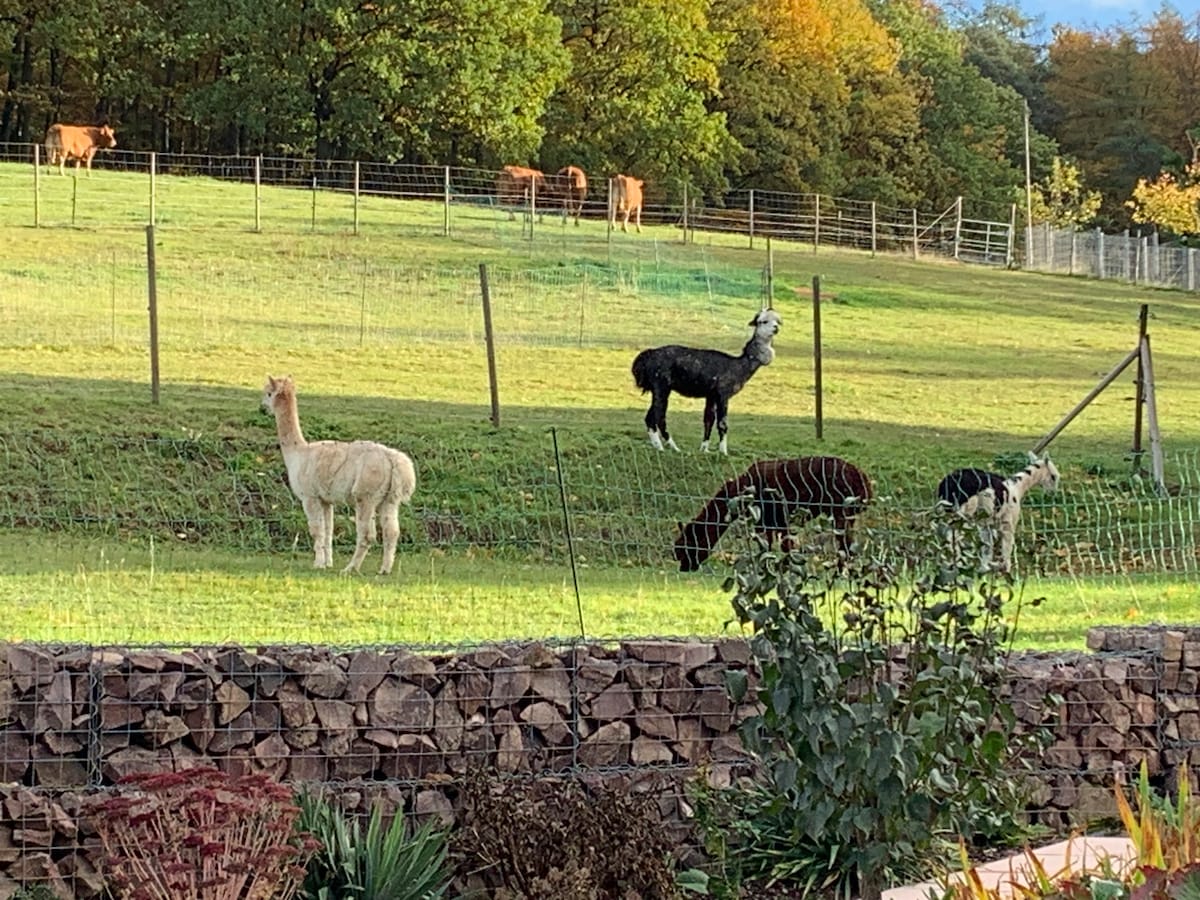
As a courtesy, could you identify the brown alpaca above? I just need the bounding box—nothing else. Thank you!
[674,457,872,571]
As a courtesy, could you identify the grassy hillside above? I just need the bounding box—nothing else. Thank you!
[2,161,1198,648]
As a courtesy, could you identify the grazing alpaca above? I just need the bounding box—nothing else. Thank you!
[261,375,417,575]
[674,456,872,572]
[632,308,781,454]
[936,453,1060,571]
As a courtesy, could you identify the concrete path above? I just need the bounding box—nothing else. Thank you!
[882,836,1136,899]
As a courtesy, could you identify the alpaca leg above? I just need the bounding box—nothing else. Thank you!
[700,399,716,452]
[714,398,731,455]
[997,505,1020,572]
[378,503,401,575]
[978,522,996,570]
[322,503,335,568]
[302,497,330,568]
[635,205,642,234]
[342,501,375,574]
[647,392,679,451]
[644,403,664,450]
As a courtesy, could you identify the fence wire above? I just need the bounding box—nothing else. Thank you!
[0,429,1196,579]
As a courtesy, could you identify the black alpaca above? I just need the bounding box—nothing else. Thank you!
[631,308,781,454]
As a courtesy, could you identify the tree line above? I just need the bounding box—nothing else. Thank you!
[1,0,1198,233]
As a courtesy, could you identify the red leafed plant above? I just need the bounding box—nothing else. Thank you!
[94,767,318,900]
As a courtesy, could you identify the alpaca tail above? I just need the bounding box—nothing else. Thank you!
[390,451,418,503]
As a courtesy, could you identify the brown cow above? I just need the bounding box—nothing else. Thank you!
[547,165,588,224]
[43,124,117,176]
[610,174,644,233]
[495,165,547,220]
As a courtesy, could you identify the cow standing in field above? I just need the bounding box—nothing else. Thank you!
[610,174,644,233]
[495,165,547,220]
[548,165,588,224]
[43,124,117,176]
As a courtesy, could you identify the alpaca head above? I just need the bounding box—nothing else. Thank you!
[261,374,294,415]
[749,308,782,341]
[673,522,708,572]
[1025,451,1060,491]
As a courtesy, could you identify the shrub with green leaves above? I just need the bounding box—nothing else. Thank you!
[296,790,452,900]
[693,499,1049,899]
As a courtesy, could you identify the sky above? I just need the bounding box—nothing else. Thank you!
[983,0,1198,33]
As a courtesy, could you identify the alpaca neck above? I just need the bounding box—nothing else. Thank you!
[1006,462,1049,502]
[273,391,308,450]
[742,335,776,369]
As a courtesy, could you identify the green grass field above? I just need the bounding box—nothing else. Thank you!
[2,160,1199,649]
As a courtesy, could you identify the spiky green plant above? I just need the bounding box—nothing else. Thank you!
[296,790,451,900]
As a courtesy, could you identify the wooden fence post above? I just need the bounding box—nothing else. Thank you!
[479,263,501,428]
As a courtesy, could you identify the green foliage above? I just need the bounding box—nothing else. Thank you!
[1032,157,1103,228]
[1117,762,1200,874]
[544,0,735,192]
[296,790,452,900]
[451,767,682,898]
[947,763,1200,899]
[9,887,62,900]
[691,500,1048,899]
[868,0,1031,211]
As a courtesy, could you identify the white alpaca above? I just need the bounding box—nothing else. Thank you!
[262,375,416,575]
[936,453,1060,571]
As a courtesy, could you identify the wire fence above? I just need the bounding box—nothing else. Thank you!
[0,142,1013,265]
[1027,222,1200,291]
[0,427,1196,578]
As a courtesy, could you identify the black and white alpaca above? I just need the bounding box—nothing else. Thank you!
[631,308,782,454]
[936,453,1060,571]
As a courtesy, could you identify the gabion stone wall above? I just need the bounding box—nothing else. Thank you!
[1,627,1198,895]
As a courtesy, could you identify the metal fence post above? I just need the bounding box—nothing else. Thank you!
[145,225,160,405]
[912,208,918,259]
[748,188,755,250]
[1006,204,1016,267]
[1096,228,1104,279]
[870,200,877,257]
[443,165,451,238]
[149,151,157,226]
[814,194,821,254]
[953,195,962,260]
[606,178,613,251]
[254,155,261,232]
[681,181,689,244]
[353,160,360,236]
[33,144,40,228]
